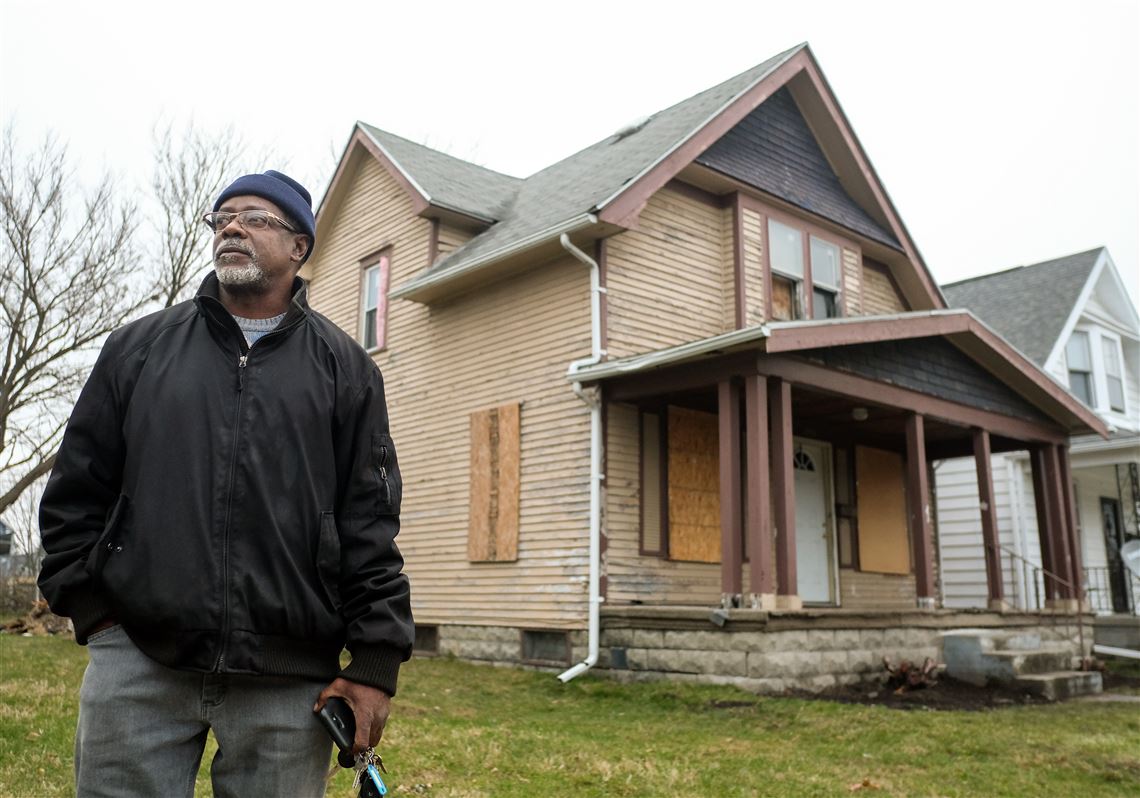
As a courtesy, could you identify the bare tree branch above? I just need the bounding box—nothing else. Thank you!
[150,119,270,307]
[0,124,149,516]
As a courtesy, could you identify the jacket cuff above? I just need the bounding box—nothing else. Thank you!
[69,589,116,645]
[339,644,405,697]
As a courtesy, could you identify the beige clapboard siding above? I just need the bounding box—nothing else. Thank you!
[605,403,723,604]
[436,222,473,259]
[720,205,737,330]
[842,247,862,315]
[839,569,917,609]
[606,187,729,359]
[742,207,766,326]
[307,155,594,630]
[861,265,907,315]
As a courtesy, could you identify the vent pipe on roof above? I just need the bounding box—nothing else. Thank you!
[558,233,605,684]
[612,115,653,141]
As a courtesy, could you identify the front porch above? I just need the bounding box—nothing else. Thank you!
[586,316,1106,617]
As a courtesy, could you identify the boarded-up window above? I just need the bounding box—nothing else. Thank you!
[640,411,665,556]
[855,446,910,574]
[468,403,520,562]
[667,407,720,563]
[771,275,796,321]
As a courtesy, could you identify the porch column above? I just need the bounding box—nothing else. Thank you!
[1029,446,1059,601]
[905,413,936,608]
[718,379,743,606]
[1043,445,1077,604]
[744,374,774,608]
[769,377,800,608]
[972,429,1005,608]
[1057,445,1086,606]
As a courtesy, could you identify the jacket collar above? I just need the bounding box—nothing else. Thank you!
[194,272,310,326]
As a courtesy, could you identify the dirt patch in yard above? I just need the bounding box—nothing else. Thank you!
[789,678,1059,711]
[1,600,72,637]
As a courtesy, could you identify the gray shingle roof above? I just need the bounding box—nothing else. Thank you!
[384,44,805,292]
[360,124,521,221]
[941,248,1103,365]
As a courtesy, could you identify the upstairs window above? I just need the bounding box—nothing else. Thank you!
[1102,336,1126,413]
[361,253,391,351]
[1066,331,1094,406]
[766,216,843,321]
[810,236,841,320]
[768,218,804,320]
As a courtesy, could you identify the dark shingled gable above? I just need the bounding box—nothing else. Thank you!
[942,248,1103,365]
[802,337,1052,423]
[695,87,899,249]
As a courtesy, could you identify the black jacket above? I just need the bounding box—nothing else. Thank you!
[38,275,413,695]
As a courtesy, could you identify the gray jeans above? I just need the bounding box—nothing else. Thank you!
[76,625,332,798]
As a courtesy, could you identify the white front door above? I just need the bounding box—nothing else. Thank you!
[793,439,835,604]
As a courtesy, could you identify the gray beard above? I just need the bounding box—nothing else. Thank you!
[215,256,269,291]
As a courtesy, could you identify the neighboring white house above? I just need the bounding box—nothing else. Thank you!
[934,248,1140,616]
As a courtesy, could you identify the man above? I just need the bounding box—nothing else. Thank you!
[38,170,413,797]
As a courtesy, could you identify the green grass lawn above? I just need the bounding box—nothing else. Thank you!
[2,635,1138,797]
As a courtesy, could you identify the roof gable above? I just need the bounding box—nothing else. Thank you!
[1086,252,1140,332]
[326,43,946,307]
[695,86,899,248]
[942,248,1103,365]
[359,124,521,222]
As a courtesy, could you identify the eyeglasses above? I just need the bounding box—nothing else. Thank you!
[201,210,298,233]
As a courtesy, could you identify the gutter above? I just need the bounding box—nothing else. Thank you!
[557,233,606,683]
[391,213,598,301]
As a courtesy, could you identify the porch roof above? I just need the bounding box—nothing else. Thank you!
[569,310,1109,438]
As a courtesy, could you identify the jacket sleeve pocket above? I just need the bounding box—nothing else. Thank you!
[317,511,343,611]
[371,432,402,515]
[84,494,130,583]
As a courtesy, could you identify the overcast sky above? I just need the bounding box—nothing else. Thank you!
[2,0,1137,307]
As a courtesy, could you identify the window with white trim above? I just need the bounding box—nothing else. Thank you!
[1066,331,1095,406]
[361,253,391,351]
[1101,335,1126,413]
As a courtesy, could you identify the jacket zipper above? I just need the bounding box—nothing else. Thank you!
[214,350,247,672]
[378,444,391,505]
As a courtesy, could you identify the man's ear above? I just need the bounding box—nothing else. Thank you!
[292,235,312,262]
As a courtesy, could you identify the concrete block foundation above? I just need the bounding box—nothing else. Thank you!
[420,607,1090,694]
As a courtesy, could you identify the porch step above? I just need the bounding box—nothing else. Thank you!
[1014,671,1103,701]
[940,630,1095,697]
[987,647,1074,675]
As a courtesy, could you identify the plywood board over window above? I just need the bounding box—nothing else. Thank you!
[468,402,521,562]
[667,406,720,562]
[855,446,910,574]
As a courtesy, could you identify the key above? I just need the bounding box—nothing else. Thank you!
[352,749,387,797]
[359,762,386,797]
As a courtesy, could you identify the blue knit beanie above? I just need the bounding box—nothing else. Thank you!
[214,170,316,263]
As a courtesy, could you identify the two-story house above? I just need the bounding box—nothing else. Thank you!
[935,249,1140,646]
[305,44,1106,692]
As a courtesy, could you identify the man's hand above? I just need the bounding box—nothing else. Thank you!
[314,677,391,754]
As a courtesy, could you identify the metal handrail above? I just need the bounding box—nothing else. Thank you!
[994,543,1087,665]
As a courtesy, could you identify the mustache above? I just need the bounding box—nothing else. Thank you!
[215,241,254,257]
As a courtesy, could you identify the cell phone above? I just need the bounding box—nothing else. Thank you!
[317,697,357,768]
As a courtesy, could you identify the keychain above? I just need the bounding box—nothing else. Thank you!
[351,748,387,797]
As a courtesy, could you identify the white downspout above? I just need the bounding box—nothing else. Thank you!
[558,231,605,683]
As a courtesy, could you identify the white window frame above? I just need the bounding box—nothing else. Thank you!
[1094,328,1128,416]
[1065,328,1096,407]
[360,252,391,352]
